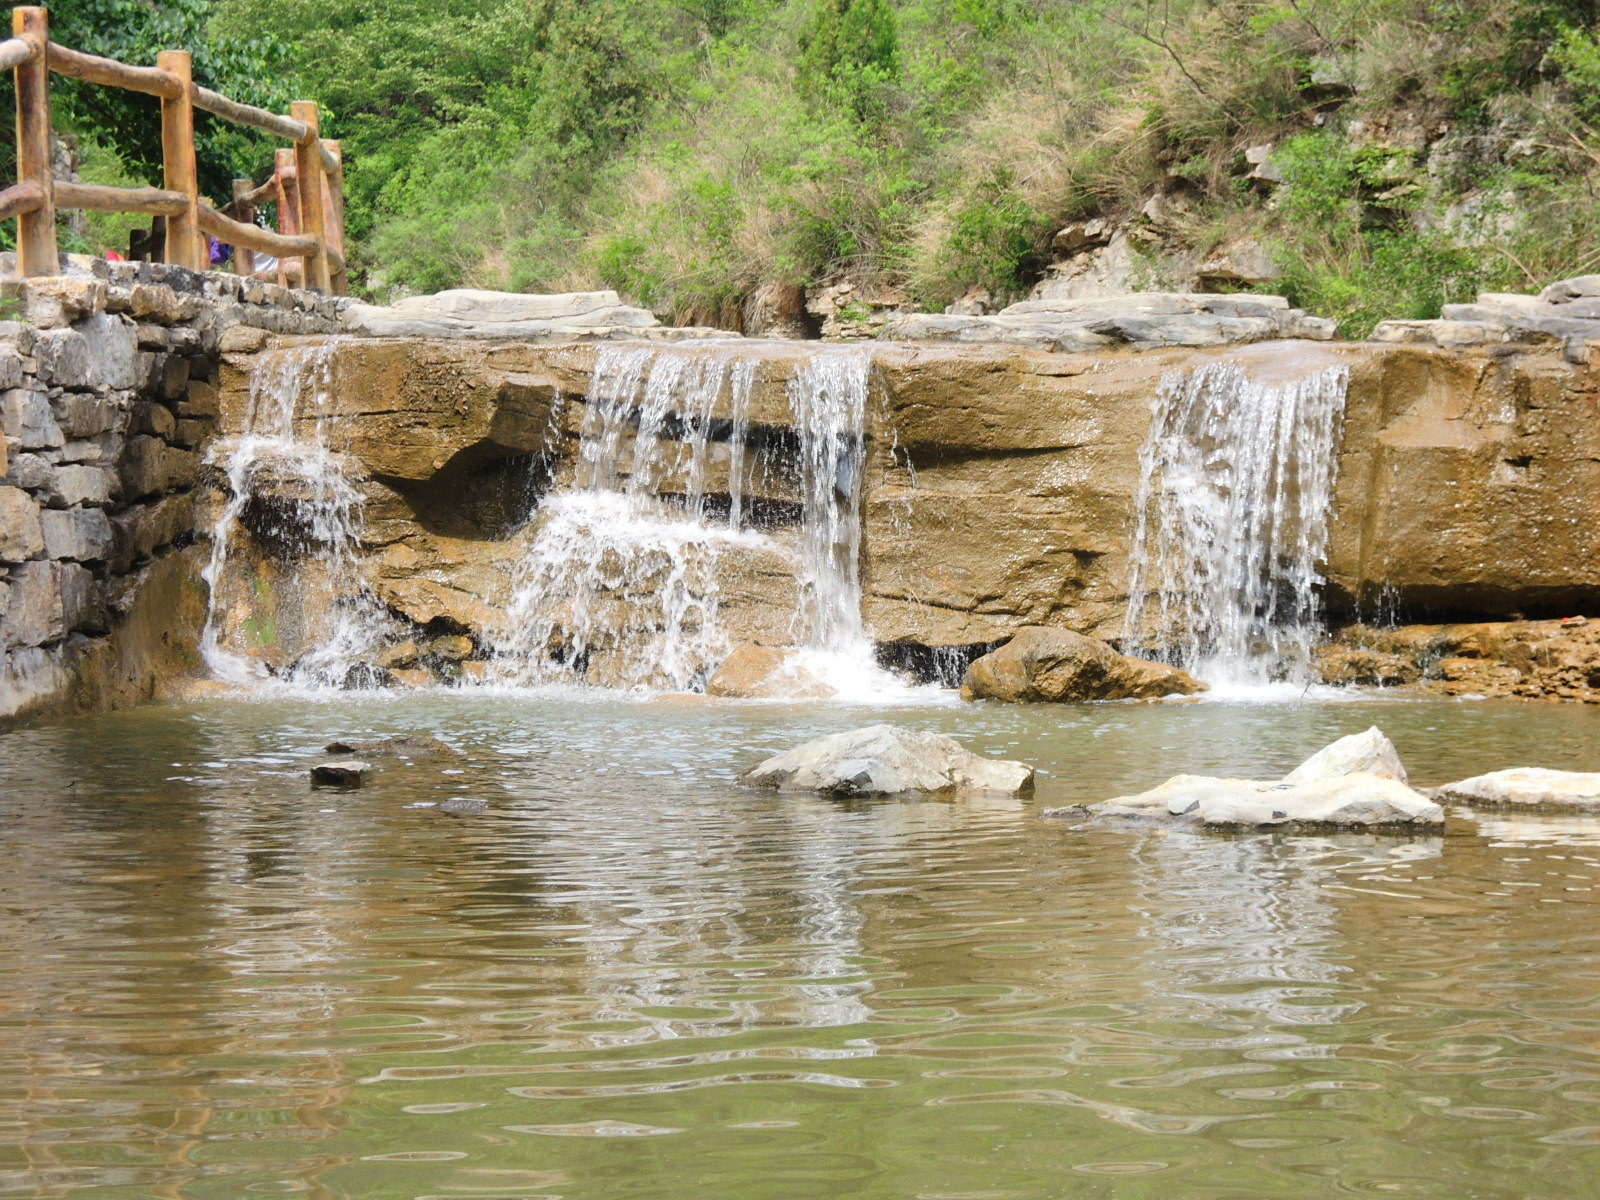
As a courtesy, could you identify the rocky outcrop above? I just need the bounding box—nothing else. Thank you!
[1432,768,1600,811]
[1373,275,1600,349]
[742,724,1035,797]
[883,292,1334,353]
[959,627,1204,702]
[1314,620,1600,703]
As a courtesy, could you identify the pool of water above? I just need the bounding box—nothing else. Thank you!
[3,690,1599,1198]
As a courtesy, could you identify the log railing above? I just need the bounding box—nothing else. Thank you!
[2,6,346,293]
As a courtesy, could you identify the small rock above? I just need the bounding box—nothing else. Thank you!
[440,797,490,815]
[311,759,371,789]
[1284,726,1408,784]
[324,735,460,761]
[1432,768,1600,811]
[742,724,1035,797]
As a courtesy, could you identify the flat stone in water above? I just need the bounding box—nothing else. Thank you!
[742,724,1035,797]
[1052,772,1445,829]
[1433,768,1600,811]
[324,735,461,761]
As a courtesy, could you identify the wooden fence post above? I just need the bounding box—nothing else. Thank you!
[157,49,203,271]
[290,100,330,291]
[230,178,256,278]
[272,147,298,287]
[13,6,56,277]
[320,138,346,295]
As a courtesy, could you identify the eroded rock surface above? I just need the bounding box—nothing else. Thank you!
[742,724,1035,796]
[959,626,1204,702]
[1373,275,1600,349]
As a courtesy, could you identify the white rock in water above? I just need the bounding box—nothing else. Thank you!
[741,724,1035,797]
[1284,726,1408,784]
[1432,768,1600,811]
[1054,772,1443,828]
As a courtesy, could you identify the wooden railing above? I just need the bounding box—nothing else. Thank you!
[1,6,346,293]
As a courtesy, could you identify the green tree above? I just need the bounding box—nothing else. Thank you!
[796,0,900,119]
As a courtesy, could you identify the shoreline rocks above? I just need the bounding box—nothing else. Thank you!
[961,627,1205,703]
[742,724,1035,797]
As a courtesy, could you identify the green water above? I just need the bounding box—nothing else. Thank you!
[3,691,1600,1199]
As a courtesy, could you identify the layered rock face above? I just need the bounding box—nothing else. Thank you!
[198,324,1599,685]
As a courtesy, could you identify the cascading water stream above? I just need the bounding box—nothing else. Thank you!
[491,343,771,691]
[200,341,390,687]
[491,342,902,696]
[1122,360,1349,689]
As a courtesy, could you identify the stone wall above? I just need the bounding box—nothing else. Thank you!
[0,263,341,725]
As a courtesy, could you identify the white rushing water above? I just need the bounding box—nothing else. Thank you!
[1122,360,1349,689]
[492,342,906,697]
[200,341,391,687]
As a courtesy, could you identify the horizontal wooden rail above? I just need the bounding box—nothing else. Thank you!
[198,203,317,257]
[6,5,347,292]
[0,179,42,220]
[194,85,306,142]
[0,32,33,70]
[47,42,181,98]
[55,180,188,215]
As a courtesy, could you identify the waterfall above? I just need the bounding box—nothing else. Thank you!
[1122,360,1349,687]
[492,344,770,690]
[200,342,391,687]
[491,342,892,694]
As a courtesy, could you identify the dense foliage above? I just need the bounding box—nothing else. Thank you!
[53,0,1600,333]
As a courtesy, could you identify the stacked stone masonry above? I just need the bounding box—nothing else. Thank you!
[0,262,342,724]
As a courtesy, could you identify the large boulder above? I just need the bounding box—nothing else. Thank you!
[1048,773,1443,829]
[704,643,833,699]
[961,627,1205,703]
[742,724,1035,797]
[1284,726,1408,784]
[1432,768,1600,811]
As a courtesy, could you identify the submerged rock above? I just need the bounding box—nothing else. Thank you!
[1048,773,1443,829]
[440,796,490,815]
[324,735,460,761]
[1431,768,1600,811]
[960,627,1205,703]
[742,724,1035,797]
[310,759,371,789]
[1284,726,1408,784]
[704,643,833,700]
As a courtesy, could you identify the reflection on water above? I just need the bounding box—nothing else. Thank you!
[1,693,1598,1198]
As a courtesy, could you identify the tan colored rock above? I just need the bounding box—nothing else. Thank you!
[961,627,1205,703]
[0,486,43,562]
[704,643,832,699]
